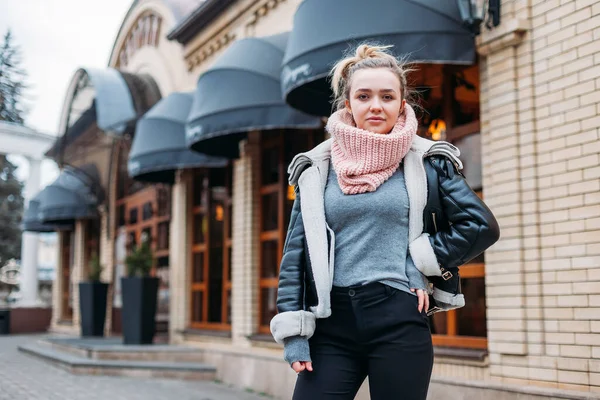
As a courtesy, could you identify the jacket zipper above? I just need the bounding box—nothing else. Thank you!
[432,212,438,233]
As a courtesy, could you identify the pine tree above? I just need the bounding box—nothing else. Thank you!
[0,155,24,267]
[0,30,27,124]
[0,30,26,267]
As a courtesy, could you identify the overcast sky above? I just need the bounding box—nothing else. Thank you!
[1,0,132,185]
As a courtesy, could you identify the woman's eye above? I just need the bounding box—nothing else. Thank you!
[383,95,393,100]
[358,94,368,100]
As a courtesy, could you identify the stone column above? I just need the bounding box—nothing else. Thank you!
[18,157,42,307]
[231,132,260,347]
[169,170,190,343]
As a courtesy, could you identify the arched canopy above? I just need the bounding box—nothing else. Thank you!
[282,0,476,116]
[38,164,104,224]
[128,92,228,183]
[186,32,322,158]
[62,67,161,137]
[22,195,72,232]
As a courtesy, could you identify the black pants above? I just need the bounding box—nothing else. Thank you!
[293,282,433,400]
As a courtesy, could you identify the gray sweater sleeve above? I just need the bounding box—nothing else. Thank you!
[406,254,427,290]
[283,335,311,364]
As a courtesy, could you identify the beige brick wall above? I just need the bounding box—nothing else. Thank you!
[479,0,600,392]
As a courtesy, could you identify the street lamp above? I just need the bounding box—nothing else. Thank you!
[457,0,501,35]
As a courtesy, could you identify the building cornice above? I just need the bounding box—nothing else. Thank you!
[167,0,238,44]
[186,31,237,71]
[182,0,287,71]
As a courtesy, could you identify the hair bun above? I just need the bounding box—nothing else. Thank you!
[355,44,374,60]
[355,44,394,60]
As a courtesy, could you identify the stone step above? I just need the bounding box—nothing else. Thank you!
[40,337,206,362]
[18,343,217,381]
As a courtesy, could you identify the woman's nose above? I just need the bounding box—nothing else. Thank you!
[370,99,382,111]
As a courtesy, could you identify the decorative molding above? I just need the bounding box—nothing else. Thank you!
[186,31,237,71]
[245,0,286,27]
[116,11,163,68]
[476,18,529,56]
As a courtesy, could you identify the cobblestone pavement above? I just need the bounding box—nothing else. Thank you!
[0,335,271,400]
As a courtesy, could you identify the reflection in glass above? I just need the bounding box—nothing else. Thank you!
[193,253,204,283]
[453,133,482,191]
[210,202,224,247]
[261,146,280,185]
[117,205,126,227]
[193,214,205,244]
[142,202,153,220]
[261,288,278,326]
[261,240,279,279]
[208,256,223,323]
[192,291,203,322]
[157,222,169,250]
[129,207,138,224]
[193,174,205,206]
[227,247,232,283]
[261,193,279,232]
[429,311,447,335]
[227,289,232,324]
[227,204,232,239]
[456,278,487,337]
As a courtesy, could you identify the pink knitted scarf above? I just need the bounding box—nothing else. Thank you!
[327,104,418,195]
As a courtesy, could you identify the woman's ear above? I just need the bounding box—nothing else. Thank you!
[400,99,406,113]
[345,99,352,114]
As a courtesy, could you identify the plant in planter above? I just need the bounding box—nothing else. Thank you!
[121,240,159,345]
[79,253,109,337]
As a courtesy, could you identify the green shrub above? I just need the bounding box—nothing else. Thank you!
[88,253,103,282]
[125,241,153,277]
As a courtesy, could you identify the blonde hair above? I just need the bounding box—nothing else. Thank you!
[330,43,415,111]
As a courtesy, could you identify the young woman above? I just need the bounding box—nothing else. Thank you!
[270,44,500,400]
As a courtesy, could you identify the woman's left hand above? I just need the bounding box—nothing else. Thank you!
[410,288,429,313]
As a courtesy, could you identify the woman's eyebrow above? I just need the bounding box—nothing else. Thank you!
[355,88,397,93]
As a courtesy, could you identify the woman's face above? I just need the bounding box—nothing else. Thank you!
[345,68,405,134]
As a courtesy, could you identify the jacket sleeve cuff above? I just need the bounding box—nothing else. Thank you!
[283,336,312,364]
[409,233,442,277]
[270,310,316,345]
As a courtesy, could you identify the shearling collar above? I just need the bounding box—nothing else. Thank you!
[288,136,462,186]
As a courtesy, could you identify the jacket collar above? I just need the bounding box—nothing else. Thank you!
[287,136,462,186]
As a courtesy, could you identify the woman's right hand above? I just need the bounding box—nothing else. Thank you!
[292,361,313,373]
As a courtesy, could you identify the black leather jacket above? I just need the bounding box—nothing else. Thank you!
[276,154,500,314]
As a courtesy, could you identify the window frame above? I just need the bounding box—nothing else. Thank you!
[188,167,233,331]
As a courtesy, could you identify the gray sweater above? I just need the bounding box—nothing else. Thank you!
[283,165,427,364]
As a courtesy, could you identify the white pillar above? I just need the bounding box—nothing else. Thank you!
[18,157,42,307]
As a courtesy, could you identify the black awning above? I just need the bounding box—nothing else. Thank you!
[186,32,322,158]
[38,164,103,224]
[22,195,72,232]
[282,0,476,116]
[128,92,228,184]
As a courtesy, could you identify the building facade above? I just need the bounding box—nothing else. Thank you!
[26,0,600,398]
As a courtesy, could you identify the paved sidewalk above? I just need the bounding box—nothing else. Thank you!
[0,335,271,400]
